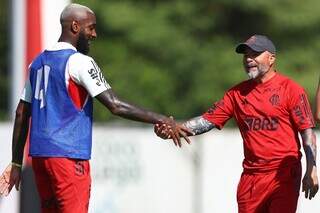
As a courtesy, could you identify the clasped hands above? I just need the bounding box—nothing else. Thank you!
[154,117,193,147]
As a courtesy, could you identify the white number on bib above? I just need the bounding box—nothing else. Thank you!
[34,65,50,108]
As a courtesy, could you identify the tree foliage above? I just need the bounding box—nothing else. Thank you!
[1,0,319,123]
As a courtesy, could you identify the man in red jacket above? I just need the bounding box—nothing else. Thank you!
[155,34,318,213]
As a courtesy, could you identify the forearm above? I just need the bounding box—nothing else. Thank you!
[182,116,215,135]
[11,101,31,165]
[301,128,317,173]
[110,100,168,124]
[96,91,168,124]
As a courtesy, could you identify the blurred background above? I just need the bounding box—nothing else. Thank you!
[0,0,319,213]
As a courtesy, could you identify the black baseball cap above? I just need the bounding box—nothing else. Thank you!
[235,34,276,54]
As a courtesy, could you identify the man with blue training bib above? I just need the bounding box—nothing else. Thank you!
[0,3,191,213]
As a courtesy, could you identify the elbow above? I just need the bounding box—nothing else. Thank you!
[108,101,123,116]
[97,91,128,116]
[110,106,121,116]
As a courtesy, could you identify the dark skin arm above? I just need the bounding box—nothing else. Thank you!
[96,89,192,146]
[0,100,31,196]
[12,100,31,164]
[96,89,168,123]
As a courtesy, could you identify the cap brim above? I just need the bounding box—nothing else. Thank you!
[235,43,265,54]
[235,43,248,53]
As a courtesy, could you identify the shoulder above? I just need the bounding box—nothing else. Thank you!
[68,53,97,68]
[30,51,46,67]
[67,53,101,78]
[276,72,305,92]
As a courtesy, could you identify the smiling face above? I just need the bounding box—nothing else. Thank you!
[242,47,275,80]
[75,11,97,55]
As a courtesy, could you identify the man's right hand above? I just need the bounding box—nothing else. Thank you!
[0,163,22,196]
[154,117,194,147]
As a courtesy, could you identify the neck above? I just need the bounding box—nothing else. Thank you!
[58,34,77,49]
[254,68,276,84]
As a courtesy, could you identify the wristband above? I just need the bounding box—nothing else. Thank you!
[11,162,22,168]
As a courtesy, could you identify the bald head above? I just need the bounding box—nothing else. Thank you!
[60,3,94,25]
[58,3,97,54]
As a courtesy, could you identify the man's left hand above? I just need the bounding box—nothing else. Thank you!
[302,166,319,200]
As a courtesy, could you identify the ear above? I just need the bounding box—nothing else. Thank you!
[71,21,80,33]
[269,54,275,65]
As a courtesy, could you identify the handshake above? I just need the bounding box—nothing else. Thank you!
[154,117,194,147]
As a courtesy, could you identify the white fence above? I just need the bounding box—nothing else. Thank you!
[0,123,320,213]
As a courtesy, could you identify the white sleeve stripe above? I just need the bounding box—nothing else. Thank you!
[90,60,111,89]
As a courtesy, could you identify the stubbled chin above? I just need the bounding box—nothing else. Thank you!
[247,69,259,79]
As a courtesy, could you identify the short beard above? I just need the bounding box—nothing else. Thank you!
[76,31,89,55]
[247,64,269,80]
[247,70,259,79]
